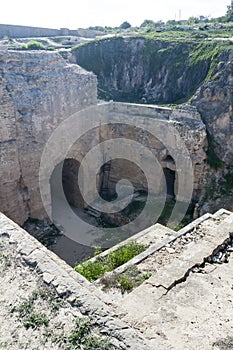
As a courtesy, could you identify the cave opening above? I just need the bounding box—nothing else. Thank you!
[163,168,176,200]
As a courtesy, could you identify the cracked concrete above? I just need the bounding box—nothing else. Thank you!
[114,212,233,349]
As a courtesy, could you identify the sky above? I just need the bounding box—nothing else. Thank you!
[0,0,231,29]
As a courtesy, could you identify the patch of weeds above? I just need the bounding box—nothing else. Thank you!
[0,252,12,268]
[0,341,12,348]
[23,311,49,329]
[75,258,108,282]
[33,289,65,311]
[11,288,55,329]
[13,297,34,318]
[74,241,147,282]
[101,265,152,294]
[55,317,110,350]
[117,275,134,293]
[93,246,103,256]
[68,318,91,344]
[168,223,184,231]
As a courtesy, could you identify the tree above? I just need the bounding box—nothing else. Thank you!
[186,16,199,25]
[226,0,233,21]
[140,19,155,28]
[119,21,131,29]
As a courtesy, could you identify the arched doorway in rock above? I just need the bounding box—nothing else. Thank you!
[163,168,176,199]
[50,158,84,211]
[161,155,176,200]
[49,158,94,266]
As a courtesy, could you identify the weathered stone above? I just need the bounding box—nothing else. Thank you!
[0,50,97,224]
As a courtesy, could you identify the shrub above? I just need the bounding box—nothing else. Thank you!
[117,275,134,292]
[108,241,146,269]
[58,317,111,350]
[74,241,147,281]
[100,266,152,293]
[119,21,131,29]
[75,258,109,282]
[23,312,49,329]
[22,40,45,50]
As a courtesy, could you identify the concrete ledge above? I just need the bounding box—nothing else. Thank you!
[0,212,152,350]
[94,209,231,281]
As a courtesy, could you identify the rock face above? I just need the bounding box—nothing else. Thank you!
[72,37,233,213]
[190,49,233,214]
[192,50,233,166]
[72,37,212,104]
[0,44,232,227]
[0,50,97,224]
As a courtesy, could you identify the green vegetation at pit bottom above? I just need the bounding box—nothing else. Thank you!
[74,241,147,282]
[100,265,152,294]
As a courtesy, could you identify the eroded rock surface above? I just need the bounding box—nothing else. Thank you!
[0,50,97,224]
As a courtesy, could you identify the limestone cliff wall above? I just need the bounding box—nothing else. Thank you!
[191,49,233,214]
[1,45,231,227]
[192,50,233,166]
[0,50,97,224]
[72,37,212,104]
[72,37,233,213]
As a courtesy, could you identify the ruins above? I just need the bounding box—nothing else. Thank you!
[0,24,232,349]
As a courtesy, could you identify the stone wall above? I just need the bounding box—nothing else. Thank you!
[0,50,208,227]
[0,50,97,224]
[0,24,103,39]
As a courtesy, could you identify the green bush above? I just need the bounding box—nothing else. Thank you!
[22,40,45,50]
[117,275,134,292]
[101,266,152,293]
[74,241,147,282]
[107,241,146,268]
[67,317,110,350]
[23,312,49,329]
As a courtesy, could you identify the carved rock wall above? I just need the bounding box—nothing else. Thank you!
[0,50,97,224]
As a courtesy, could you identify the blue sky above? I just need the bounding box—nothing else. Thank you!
[0,0,231,29]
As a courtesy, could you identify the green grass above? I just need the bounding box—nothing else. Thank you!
[74,241,147,282]
[13,299,49,329]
